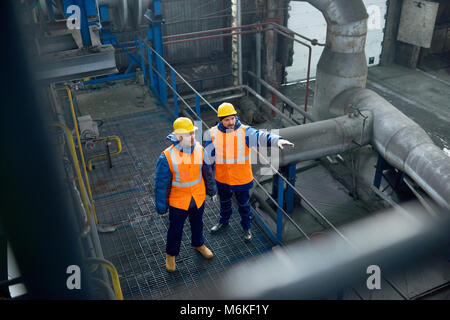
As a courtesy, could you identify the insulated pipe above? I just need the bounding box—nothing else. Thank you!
[276,113,372,166]
[231,0,242,85]
[256,31,262,96]
[264,0,278,88]
[293,0,369,120]
[330,88,450,209]
[286,0,450,210]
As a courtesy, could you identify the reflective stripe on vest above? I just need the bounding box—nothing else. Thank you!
[163,142,206,211]
[210,125,253,186]
[212,126,250,164]
[167,143,203,187]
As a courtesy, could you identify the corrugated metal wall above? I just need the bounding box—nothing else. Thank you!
[161,0,228,64]
[111,0,285,90]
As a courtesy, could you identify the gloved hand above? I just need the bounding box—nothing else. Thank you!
[212,194,219,202]
[277,139,295,150]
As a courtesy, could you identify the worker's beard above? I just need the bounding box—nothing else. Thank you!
[178,136,195,148]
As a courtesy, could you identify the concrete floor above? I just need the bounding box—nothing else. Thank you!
[75,80,160,120]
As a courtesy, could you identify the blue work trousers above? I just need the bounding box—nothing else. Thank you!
[166,203,205,256]
[218,187,252,231]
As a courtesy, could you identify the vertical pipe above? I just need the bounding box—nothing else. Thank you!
[231,0,239,86]
[256,31,262,96]
[171,69,179,117]
[304,46,312,124]
[271,93,277,116]
[77,0,92,47]
[139,39,146,83]
[153,0,167,106]
[264,0,278,91]
[237,0,242,85]
[272,174,278,199]
[305,0,368,120]
[147,29,156,91]
[276,175,284,243]
[373,155,386,189]
[286,163,296,214]
[195,93,201,118]
[46,0,55,21]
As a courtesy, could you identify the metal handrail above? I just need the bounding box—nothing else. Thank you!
[142,39,219,115]
[85,258,124,300]
[87,136,123,171]
[253,178,310,240]
[140,29,357,249]
[57,87,99,225]
[52,123,92,235]
[144,16,413,301]
[163,23,315,124]
[255,147,356,248]
[140,40,316,242]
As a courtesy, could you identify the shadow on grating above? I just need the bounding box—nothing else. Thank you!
[86,108,275,300]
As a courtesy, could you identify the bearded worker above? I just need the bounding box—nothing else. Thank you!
[205,102,294,241]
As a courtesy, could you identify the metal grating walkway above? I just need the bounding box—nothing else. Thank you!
[83,103,275,300]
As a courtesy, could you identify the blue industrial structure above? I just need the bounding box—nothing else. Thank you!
[56,0,169,109]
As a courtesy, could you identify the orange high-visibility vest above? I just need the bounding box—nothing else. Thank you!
[163,142,206,211]
[210,125,253,186]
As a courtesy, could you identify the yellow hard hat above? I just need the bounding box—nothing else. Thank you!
[217,102,237,118]
[173,117,196,134]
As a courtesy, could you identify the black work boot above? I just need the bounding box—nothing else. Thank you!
[210,223,228,233]
[243,229,252,241]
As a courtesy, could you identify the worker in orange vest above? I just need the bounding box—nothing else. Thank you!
[155,117,217,272]
[205,102,294,241]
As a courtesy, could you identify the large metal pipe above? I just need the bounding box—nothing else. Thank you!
[255,32,262,96]
[264,0,278,88]
[277,113,372,166]
[231,0,242,86]
[330,88,450,209]
[294,0,369,120]
[289,0,450,209]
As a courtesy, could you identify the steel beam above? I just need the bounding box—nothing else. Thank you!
[35,44,117,81]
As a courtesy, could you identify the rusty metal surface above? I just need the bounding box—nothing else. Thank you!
[397,0,439,48]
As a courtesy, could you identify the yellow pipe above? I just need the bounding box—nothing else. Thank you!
[86,258,124,300]
[87,136,123,171]
[53,123,91,235]
[55,124,123,300]
[32,8,38,24]
[57,87,99,225]
[102,263,124,300]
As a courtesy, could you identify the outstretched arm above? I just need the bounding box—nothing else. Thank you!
[245,126,294,149]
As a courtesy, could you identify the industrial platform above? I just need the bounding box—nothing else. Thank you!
[63,55,450,299]
[71,83,275,299]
